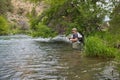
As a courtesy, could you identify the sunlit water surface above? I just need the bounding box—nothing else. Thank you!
[0,35,119,80]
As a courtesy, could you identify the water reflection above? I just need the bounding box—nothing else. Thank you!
[0,35,119,80]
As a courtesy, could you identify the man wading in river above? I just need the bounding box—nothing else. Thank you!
[68,28,83,50]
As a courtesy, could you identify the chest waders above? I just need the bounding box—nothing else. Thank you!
[72,41,80,49]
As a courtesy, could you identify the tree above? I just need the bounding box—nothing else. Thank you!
[28,0,111,37]
[110,2,120,34]
[39,0,109,35]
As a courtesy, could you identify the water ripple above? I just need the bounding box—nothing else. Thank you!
[0,35,119,80]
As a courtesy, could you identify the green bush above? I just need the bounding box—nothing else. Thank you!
[31,22,57,38]
[85,36,117,58]
[93,32,120,48]
[0,16,9,35]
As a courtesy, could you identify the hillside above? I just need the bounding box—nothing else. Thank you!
[7,0,46,29]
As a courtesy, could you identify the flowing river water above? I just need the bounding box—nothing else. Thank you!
[0,35,119,80]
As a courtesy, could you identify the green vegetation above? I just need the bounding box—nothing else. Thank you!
[109,2,120,47]
[26,0,67,37]
[85,36,117,58]
[37,0,108,35]
[107,3,120,59]
[0,0,13,35]
[31,22,56,38]
[0,16,9,35]
[25,0,41,3]
[27,0,109,37]
[27,7,57,38]
[10,26,30,35]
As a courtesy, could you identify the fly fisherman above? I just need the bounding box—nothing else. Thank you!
[68,28,83,50]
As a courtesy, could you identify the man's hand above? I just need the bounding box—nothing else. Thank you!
[70,38,78,42]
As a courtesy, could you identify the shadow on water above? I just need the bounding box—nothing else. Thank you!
[0,35,119,80]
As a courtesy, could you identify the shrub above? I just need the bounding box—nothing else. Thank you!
[0,16,9,35]
[85,36,117,58]
[31,22,57,38]
[93,32,120,48]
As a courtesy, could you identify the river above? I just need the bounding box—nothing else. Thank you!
[0,35,119,80]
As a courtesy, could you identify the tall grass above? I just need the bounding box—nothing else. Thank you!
[85,36,117,58]
[94,32,120,47]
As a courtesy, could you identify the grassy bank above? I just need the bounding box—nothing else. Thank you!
[84,32,120,59]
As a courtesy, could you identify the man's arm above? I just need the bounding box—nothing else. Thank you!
[70,38,78,42]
